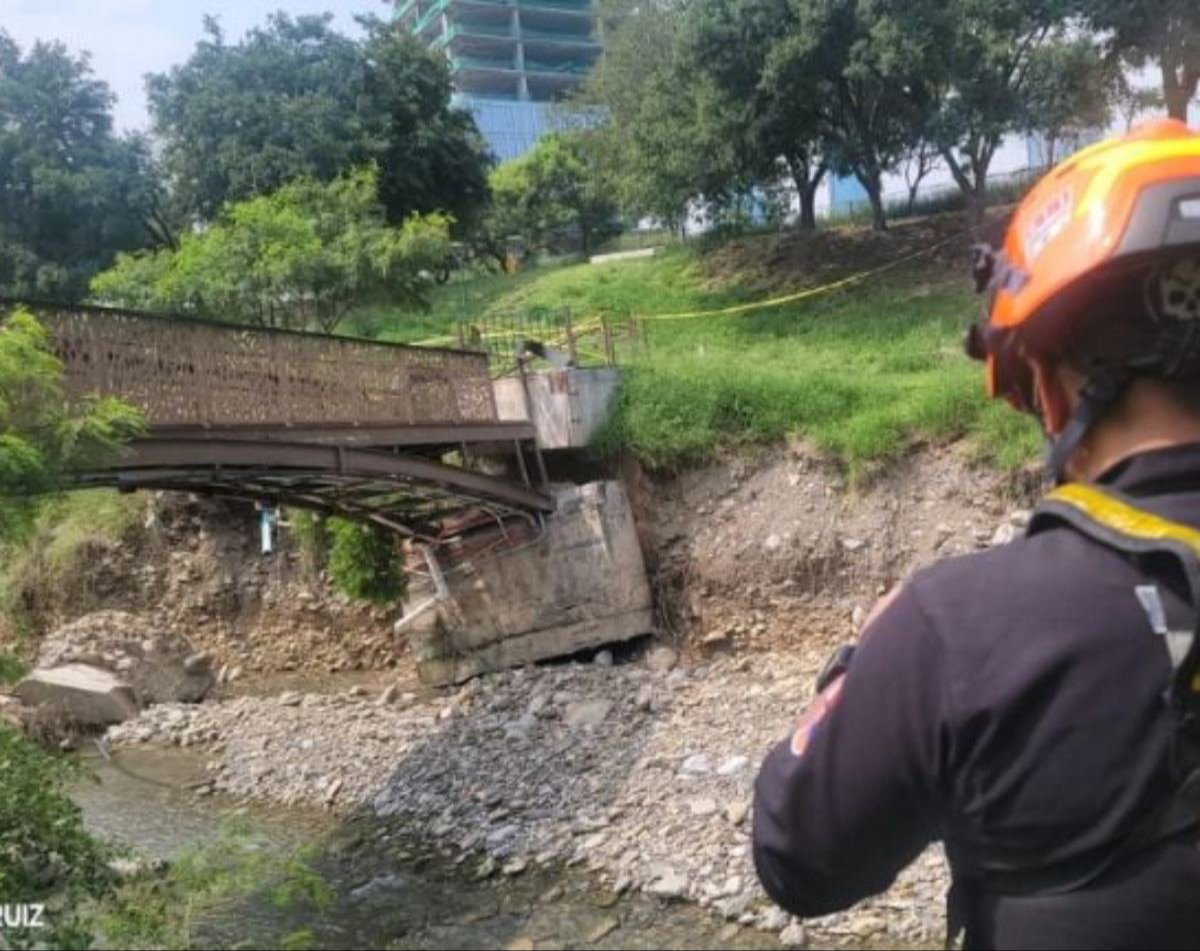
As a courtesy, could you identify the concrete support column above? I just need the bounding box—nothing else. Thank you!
[513,6,527,99]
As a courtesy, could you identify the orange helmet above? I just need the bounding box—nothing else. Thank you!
[969,118,1200,411]
[967,119,1200,478]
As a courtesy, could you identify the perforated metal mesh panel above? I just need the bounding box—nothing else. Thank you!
[40,308,498,428]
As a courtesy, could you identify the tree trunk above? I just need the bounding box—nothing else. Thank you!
[786,155,826,232]
[859,171,887,232]
[798,186,818,231]
[1163,60,1193,120]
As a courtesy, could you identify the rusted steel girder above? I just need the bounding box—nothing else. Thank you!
[72,438,554,542]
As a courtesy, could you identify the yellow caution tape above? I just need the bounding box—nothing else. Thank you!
[414,222,983,348]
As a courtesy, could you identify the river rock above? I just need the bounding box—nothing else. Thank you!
[779,921,808,948]
[645,646,678,672]
[717,755,749,776]
[564,699,613,727]
[647,869,689,900]
[679,753,712,775]
[588,916,620,942]
[14,664,140,725]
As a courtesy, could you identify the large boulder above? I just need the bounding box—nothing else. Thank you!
[35,611,214,705]
[13,664,140,725]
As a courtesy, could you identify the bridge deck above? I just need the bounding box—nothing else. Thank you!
[6,300,554,538]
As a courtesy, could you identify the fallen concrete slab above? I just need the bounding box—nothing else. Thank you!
[14,664,140,725]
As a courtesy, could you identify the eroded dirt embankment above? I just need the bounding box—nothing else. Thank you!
[61,443,1040,949]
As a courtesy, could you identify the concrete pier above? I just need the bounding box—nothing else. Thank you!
[405,481,654,685]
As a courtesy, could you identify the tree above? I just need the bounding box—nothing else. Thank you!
[0,31,163,300]
[1023,37,1119,165]
[570,0,740,232]
[359,18,491,234]
[917,1,1076,222]
[687,0,828,230]
[900,140,942,214]
[1082,1,1200,121]
[772,0,934,231]
[91,168,453,333]
[487,132,619,257]
[147,14,490,231]
[1113,79,1166,132]
[0,307,143,538]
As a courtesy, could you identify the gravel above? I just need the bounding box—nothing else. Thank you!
[108,650,950,946]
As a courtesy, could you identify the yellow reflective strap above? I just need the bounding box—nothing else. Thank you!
[1047,483,1200,563]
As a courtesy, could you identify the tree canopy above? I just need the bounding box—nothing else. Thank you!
[0,307,143,538]
[146,14,490,232]
[486,132,619,258]
[91,167,453,333]
[1082,0,1200,120]
[0,31,163,300]
[571,0,742,232]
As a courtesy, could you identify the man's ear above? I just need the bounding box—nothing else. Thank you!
[1030,356,1073,437]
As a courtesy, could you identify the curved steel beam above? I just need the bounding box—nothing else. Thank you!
[108,439,554,512]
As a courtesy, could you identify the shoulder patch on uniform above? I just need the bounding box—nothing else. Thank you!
[790,675,845,758]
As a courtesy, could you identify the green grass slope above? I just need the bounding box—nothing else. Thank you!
[350,219,1042,477]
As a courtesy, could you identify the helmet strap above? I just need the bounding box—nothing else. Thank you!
[1045,367,1128,484]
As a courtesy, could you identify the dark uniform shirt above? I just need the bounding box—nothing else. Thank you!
[753,444,1200,950]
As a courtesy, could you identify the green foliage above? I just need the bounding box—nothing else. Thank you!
[91,168,453,332]
[0,724,113,948]
[0,651,27,684]
[486,132,619,258]
[374,238,1041,478]
[1079,0,1200,120]
[93,821,333,950]
[0,31,163,300]
[147,14,489,230]
[0,309,144,539]
[327,518,406,604]
[570,0,741,229]
[1022,37,1121,163]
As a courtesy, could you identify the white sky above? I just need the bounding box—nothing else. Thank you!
[3,1,391,132]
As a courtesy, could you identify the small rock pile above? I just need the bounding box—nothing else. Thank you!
[109,647,949,947]
[37,611,214,704]
[11,611,215,729]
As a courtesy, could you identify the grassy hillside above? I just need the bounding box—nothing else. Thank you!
[349,216,1042,477]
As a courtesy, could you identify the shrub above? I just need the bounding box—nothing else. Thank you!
[326,518,406,604]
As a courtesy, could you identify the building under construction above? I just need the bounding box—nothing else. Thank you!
[394,0,601,162]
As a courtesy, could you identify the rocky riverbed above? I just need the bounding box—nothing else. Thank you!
[109,646,949,949]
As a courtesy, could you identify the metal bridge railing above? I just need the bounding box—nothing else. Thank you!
[29,303,499,430]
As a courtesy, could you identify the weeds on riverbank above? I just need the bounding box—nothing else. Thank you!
[95,823,333,950]
[1,722,331,950]
[0,490,145,639]
[0,725,112,949]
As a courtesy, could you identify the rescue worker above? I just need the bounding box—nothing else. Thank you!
[753,118,1200,950]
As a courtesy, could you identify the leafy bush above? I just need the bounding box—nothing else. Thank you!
[91,168,452,333]
[327,518,406,603]
[0,725,113,949]
[0,308,144,541]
